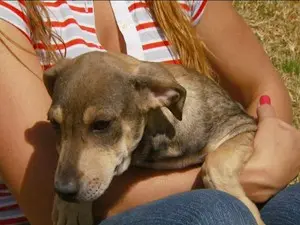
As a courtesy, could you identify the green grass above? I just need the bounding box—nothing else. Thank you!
[282,58,300,75]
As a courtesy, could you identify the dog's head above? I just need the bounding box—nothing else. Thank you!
[44,51,186,202]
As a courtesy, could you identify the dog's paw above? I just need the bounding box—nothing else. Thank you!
[52,195,93,225]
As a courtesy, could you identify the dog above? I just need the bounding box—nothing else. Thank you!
[44,51,265,225]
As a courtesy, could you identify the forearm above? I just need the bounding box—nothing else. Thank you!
[0,79,58,225]
[93,167,201,219]
[245,78,292,124]
[196,1,292,124]
[0,20,58,225]
[0,126,58,225]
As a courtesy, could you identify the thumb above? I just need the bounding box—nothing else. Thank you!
[256,95,277,121]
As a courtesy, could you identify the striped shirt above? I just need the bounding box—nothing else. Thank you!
[0,0,207,224]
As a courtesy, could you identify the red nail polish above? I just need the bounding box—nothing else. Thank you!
[259,95,271,105]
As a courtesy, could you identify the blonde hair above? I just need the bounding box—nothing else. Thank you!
[24,1,65,63]
[0,0,213,78]
[147,1,211,77]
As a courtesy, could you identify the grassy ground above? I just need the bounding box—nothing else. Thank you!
[233,1,300,182]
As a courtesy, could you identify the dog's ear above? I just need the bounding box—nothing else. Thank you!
[43,58,72,98]
[130,62,186,120]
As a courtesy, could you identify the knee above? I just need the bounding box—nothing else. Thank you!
[261,183,300,225]
[184,190,257,225]
[100,189,257,225]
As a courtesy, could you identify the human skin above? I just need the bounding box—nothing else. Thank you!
[0,1,298,225]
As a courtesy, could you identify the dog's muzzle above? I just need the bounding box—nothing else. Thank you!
[54,178,80,202]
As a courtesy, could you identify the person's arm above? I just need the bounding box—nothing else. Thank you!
[0,19,57,225]
[196,1,292,123]
[195,1,297,202]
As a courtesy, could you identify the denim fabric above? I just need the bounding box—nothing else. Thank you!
[100,189,257,225]
[260,183,300,225]
[100,183,300,225]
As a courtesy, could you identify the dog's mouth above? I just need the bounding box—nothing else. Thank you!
[64,157,131,202]
[76,177,113,202]
[57,191,80,203]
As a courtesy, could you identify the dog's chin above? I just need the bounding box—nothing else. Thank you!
[76,194,100,203]
[114,156,131,176]
[76,178,113,202]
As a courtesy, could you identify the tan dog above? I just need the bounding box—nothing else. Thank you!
[44,51,265,225]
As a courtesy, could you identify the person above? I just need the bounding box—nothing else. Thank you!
[0,1,299,224]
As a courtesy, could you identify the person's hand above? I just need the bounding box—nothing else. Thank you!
[241,95,300,203]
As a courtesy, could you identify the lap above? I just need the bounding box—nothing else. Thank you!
[100,183,300,225]
[99,189,257,225]
[260,183,300,225]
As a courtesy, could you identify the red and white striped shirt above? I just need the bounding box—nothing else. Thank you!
[0,0,207,224]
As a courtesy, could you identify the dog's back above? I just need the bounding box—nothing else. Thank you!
[132,64,257,169]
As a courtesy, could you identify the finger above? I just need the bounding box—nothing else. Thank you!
[256,95,277,121]
[257,104,277,120]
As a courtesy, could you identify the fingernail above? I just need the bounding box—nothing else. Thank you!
[259,95,271,105]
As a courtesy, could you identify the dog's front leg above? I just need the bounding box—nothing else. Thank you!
[201,132,265,225]
[52,194,93,225]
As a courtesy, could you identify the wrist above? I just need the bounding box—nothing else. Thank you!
[239,166,281,203]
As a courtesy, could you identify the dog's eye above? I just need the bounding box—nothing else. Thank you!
[92,120,111,132]
[50,119,60,131]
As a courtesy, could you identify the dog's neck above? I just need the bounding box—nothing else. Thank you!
[131,108,177,164]
[145,108,176,140]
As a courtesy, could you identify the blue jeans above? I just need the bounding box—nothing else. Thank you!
[100,183,300,225]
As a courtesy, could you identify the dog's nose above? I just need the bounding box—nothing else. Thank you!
[54,179,79,202]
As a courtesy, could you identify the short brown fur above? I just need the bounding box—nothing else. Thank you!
[44,51,265,225]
